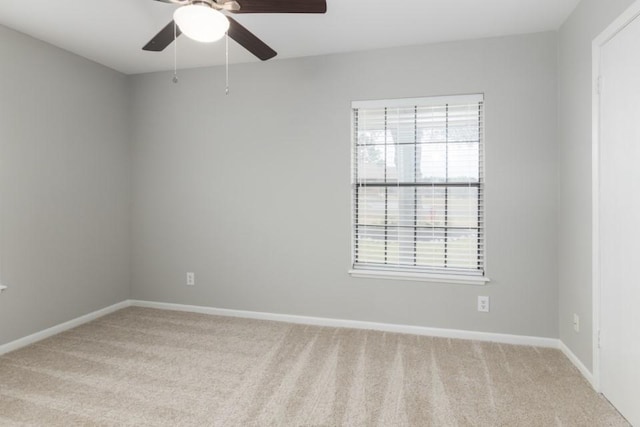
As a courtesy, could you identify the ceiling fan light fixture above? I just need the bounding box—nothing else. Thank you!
[173,4,230,43]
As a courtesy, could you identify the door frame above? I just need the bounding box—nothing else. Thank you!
[592,0,640,393]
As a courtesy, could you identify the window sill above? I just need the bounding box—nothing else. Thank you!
[0,285,7,293]
[349,269,490,285]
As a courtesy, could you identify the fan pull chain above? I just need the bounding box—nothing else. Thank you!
[225,32,229,95]
[172,22,179,84]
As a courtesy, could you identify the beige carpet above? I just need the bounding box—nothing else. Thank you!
[0,307,628,426]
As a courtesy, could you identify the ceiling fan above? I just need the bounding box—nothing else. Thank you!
[143,0,327,61]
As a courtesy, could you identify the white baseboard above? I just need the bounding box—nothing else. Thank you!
[0,300,131,356]
[133,300,599,389]
[559,341,596,390]
[2,298,598,390]
[130,299,560,348]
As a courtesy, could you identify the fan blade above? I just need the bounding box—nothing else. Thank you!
[143,21,182,52]
[233,0,326,14]
[227,17,277,61]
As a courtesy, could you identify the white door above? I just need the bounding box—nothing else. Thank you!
[599,10,640,427]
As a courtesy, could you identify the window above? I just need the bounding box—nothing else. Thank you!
[350,94,487,284]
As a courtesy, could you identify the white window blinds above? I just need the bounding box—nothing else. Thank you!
[351,94,485,278]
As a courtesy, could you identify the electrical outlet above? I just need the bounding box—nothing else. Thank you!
[186,272,195,286]
[477,296,490,312]
[573,313,580,332]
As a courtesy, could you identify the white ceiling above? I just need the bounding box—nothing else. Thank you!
[0,0,580,75]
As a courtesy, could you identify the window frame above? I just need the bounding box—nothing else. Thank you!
[349,94,489,285]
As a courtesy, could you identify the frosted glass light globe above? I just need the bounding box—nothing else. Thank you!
[173,4,230,43]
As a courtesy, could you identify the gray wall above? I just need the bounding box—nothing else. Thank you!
[130,32,560,338]
[557,0,634,370]
[0,26,131,345]
[2,0,636,367]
